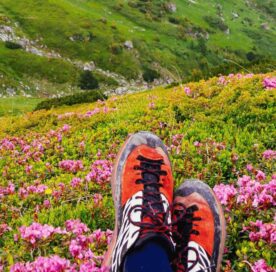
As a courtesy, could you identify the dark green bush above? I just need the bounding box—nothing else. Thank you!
[110,43,123,55]
[142,67,160,82]
[78,71,99,90]
[203,16,228,31]
[5,41,22,49]
[34,90,107,111]
[168,16,180,24]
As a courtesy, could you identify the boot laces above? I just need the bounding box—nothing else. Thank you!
[172,203,202,272]
[127,155,171,237]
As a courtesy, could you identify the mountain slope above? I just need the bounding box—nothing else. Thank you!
[0,0,275,97]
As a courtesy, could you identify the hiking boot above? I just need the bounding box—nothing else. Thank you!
[172,179,226,272]
[102,131,174,272]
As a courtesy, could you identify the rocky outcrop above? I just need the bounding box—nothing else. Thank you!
[124,40,133,49]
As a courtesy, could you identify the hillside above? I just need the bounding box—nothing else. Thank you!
[0,72,275,271]
[0,0,276,98]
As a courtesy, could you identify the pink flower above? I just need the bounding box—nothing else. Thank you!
[71,177,83,188]
[19,223,67,245]
[69,235,94,260]
[79,141,85,151]
[25,165,33,174]
[43,199,51,208]
[184,87,191,95]
[0,224,11,236]
[262,150,276,160]
[11,255,76,272]
[58,112,75,120]
[86,160,112,184]
[84,108,100,118]
[213,184,237,205]
[256,170,266,181]
[14,234,19,242]
[65,220,89,235]
[263,77,276,90]
[252,259,275,272]
[0,138,15,151]
[193,141,201,147]
[62,124,71,132]
[218,76,228,85]
[148,102,155,109]
[236,174,275,208]
[59,160,84,173]
[93,193,103,205]
[246,164,253,171]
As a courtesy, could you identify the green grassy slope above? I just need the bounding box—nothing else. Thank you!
[0,0,275,96]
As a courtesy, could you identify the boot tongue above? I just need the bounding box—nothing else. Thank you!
[142,169,163,219]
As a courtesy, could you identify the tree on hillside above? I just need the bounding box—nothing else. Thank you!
[142,67,160,83]
[78,71,99,90]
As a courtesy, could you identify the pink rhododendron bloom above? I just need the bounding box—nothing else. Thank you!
[0,183,15,198]
[79,141,85,151]
[262,150,276,160]
[256,170,266,181]
[93,193,103,205]
[0,224,11,236]
[25,165,33,174]
[0,138,15,151]
[71,177,83,188]
[91,229,104,242]
[248,220,276,244]
[86,160,112,184]
[263,77,276,90]
[19,223,67,245]
[252,259,275,272]
[58,112,75,119]
[213,184,237,205]
[148,102,155,109]
[14,234,19,242]
[59,160,84,173]
[193,141,202,147]
[217,76,228,85]
[11,255,76,272]
[62,124,71,132]
[43,199,51,208]
[84,108,100,118]
[69,235,94,260]
[246,164,253,171]
[79,262,109,272]
[65,219,89,235]
[184,86,191,95]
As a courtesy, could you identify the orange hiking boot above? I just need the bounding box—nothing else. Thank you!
[102,131,174,272]
[172,179,226,272]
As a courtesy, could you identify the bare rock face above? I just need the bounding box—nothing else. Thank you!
[166,2,177,12]
[261,23,270,30]
[232,12,239,19]
[83,62,96,71]
[124,40,133,49]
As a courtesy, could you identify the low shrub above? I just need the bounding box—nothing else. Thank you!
[204,15,228,31]
[78,71,99,90]
[4,41,22,49]
[142,67,160,83]
[34,90,107,111]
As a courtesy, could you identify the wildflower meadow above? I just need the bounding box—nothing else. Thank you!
[0,73,275,271]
